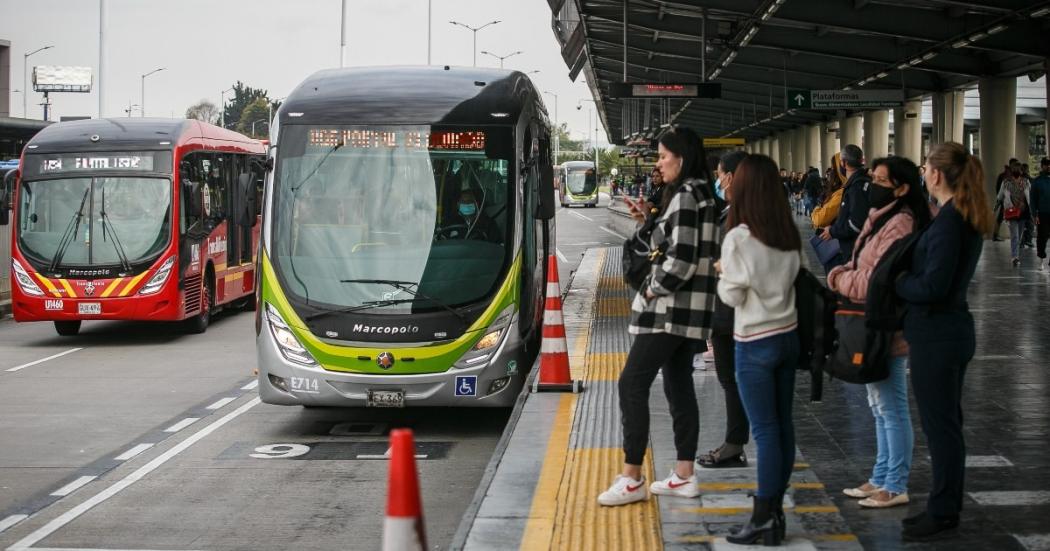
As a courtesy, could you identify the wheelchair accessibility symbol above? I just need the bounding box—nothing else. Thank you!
[455,375,477,397]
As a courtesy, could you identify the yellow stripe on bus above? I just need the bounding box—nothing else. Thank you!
[58,279,76,298]
[225,272,244,283]
[118,271,149,296]
[100,278,125,298]
[35,274,62,297]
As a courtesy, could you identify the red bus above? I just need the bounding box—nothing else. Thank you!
[3,118,265,335]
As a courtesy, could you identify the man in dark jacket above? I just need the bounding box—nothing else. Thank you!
[1032,157,1050,270]
[821,144,870,262]
[803,168,823,216]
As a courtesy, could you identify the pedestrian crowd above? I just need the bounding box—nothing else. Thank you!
[605,125,991,546]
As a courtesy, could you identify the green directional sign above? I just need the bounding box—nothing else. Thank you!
[788,89,811,109]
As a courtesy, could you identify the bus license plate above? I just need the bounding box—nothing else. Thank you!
[78,302,101,315]
[366,390,405,408]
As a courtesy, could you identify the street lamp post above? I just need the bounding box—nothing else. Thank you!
[544,90,559,162]
[579,99,599,172]
[250,119,268,136]
[479,50,522,69]
[124,101,140,117]
[140,67,165,117]
[449,20,500,66]
[23,45,53,118]
[219,87,234,128]
[268,96,287,128]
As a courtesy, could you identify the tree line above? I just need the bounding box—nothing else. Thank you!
[184,81,280,139]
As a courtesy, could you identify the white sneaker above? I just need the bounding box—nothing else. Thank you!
[649,471,700,498]
[597,475,648,506]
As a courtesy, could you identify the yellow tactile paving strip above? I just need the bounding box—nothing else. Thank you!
[549,448,661,551]
[595,297,631,318]
[584,352,628,382]
[520,394,579,551]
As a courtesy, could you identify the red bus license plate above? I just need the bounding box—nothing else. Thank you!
[78,302,101,315]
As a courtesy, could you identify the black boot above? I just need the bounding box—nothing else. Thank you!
[772,490,786,541]
[727,496,782,546]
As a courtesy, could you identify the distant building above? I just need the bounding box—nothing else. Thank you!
[1,39,9,117]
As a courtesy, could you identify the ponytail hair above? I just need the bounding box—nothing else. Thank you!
[926,142,994,234]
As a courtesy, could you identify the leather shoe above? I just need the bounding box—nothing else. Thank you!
[901,512,959,541]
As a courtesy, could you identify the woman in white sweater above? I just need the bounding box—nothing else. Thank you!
[716,154,802,547]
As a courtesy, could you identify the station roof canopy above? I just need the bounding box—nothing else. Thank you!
[549,0,1050,144]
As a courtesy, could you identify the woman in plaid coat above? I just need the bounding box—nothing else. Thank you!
[598,127,721,507]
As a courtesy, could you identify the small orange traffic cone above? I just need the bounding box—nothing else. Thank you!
[382,429,427,551]
[532,255,583,393]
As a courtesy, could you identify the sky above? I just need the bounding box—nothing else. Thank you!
[0,0,609,146]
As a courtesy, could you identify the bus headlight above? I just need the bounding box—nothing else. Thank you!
[456,304,515,368]
[12,259,45,296]
[265,303,317,366]
[138,257,175,295]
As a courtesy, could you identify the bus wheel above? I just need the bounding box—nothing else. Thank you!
[54,320,81,336]
[185,276,213,334]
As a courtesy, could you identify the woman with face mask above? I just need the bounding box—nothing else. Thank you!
[826,156,932,510]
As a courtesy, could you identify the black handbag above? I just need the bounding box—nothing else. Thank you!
[622,213,665,291]
[823,299,891,384]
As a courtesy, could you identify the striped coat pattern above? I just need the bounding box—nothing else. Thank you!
[629,178,720,339]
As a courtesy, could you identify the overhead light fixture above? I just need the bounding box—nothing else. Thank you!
[909,57,924,65]
[952,39,971,49]
[897,62,910,70]
[761,10,773,21]
[710,68,722,79]
[726,50,737,62]
[969,32,988,42]
[877,72,889,78]
[1033,6,1050,17]
[858,80,867,86]
[923,52,938,61]
[987,24,1008,34]
[844,86,852,90]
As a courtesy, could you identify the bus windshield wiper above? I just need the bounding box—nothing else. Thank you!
[286,143,343,307]
[49,188,91,272]
[339,279,466,322]
[99,181,133,273]
[304,299,401,320]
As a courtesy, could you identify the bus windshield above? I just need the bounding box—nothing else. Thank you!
[566,168,596,195]
[271,125,513,314]
[18,176,172,267]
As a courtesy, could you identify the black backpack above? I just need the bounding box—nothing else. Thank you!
[794,267,835,402]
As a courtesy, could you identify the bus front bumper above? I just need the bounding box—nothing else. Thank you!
[255,322,530,408]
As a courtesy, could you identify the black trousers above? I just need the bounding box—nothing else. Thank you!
[909,337,975,520]
[1037,214,1050,259]
[712,332,750,446]
[620,333,700,465]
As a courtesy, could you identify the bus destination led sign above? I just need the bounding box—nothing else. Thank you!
[308,129,486,151]
[608,82,722,99]
[37,154,156,174]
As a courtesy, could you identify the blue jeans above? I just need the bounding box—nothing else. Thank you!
[735,331,800,499]
[866,356,913,494]
[1007,219,1023,258]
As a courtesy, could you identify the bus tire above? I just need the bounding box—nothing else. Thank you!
[54,320,81,336]
[185,273,214,334]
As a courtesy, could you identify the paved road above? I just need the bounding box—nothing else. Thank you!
[0,201,617,551]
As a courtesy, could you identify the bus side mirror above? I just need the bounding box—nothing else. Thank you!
[0,170,19,226]
[237,173,256,227]
[536,164,556,220]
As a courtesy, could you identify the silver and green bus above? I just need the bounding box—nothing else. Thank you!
[255,66,556,407]
[560,160,599,207]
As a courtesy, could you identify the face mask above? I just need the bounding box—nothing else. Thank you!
[1011,170,1022,178]
[714,178,724,200]
[868,184,896,210]
[458,203,477,217]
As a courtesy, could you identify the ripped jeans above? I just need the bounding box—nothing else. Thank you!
[866,356,914,495]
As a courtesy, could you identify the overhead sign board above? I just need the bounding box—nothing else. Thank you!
[703,138,745,148]
[33,66,93,93]
[787,89,904,110]
[609,82,721,99]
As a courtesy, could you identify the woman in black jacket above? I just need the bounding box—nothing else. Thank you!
[895,142,993,541]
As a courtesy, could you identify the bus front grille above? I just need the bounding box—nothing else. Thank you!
[184,274,202,315]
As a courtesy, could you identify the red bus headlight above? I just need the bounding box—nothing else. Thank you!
[138,257,175,295]
[12,258,45,296]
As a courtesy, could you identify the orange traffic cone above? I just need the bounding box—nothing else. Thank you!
[532,255,583,393]
[382,429,427,551]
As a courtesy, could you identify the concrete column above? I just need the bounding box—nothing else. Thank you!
[820,122,840,171]
[840,114,863,152]
[893,100,923,164]
[1015,122,1029,163]
[932,90,965,145]
[770,136,780,165]
[863,109,890,160]
[979,76,1017,209]
[791,127,806,172]
[778,131,792,167]
[805,124,821,170]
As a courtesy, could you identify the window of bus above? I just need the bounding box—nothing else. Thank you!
[272,126,513,313]
[565,167,597,196]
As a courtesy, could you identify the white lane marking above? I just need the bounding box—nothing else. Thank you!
[556,248,568,263]
[969,490,1050,506]
[356,447,428,460]
[0,515,27,534]
[973,355,1023,361]
[1014,533,1050,551]
[5,348,83,373]
[31,548,204,551]
[114,443,154,461]
[567,209,593,222]
[205,397,236,410]
[50,476,97,497]
[989,293,1022,297]
[163,417,200,433]
[241,379,259,391]
[8,397,261,551]
[966,455,1013,468]
[599,226,627,240]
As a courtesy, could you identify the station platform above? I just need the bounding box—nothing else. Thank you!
[454,214,1050,550]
